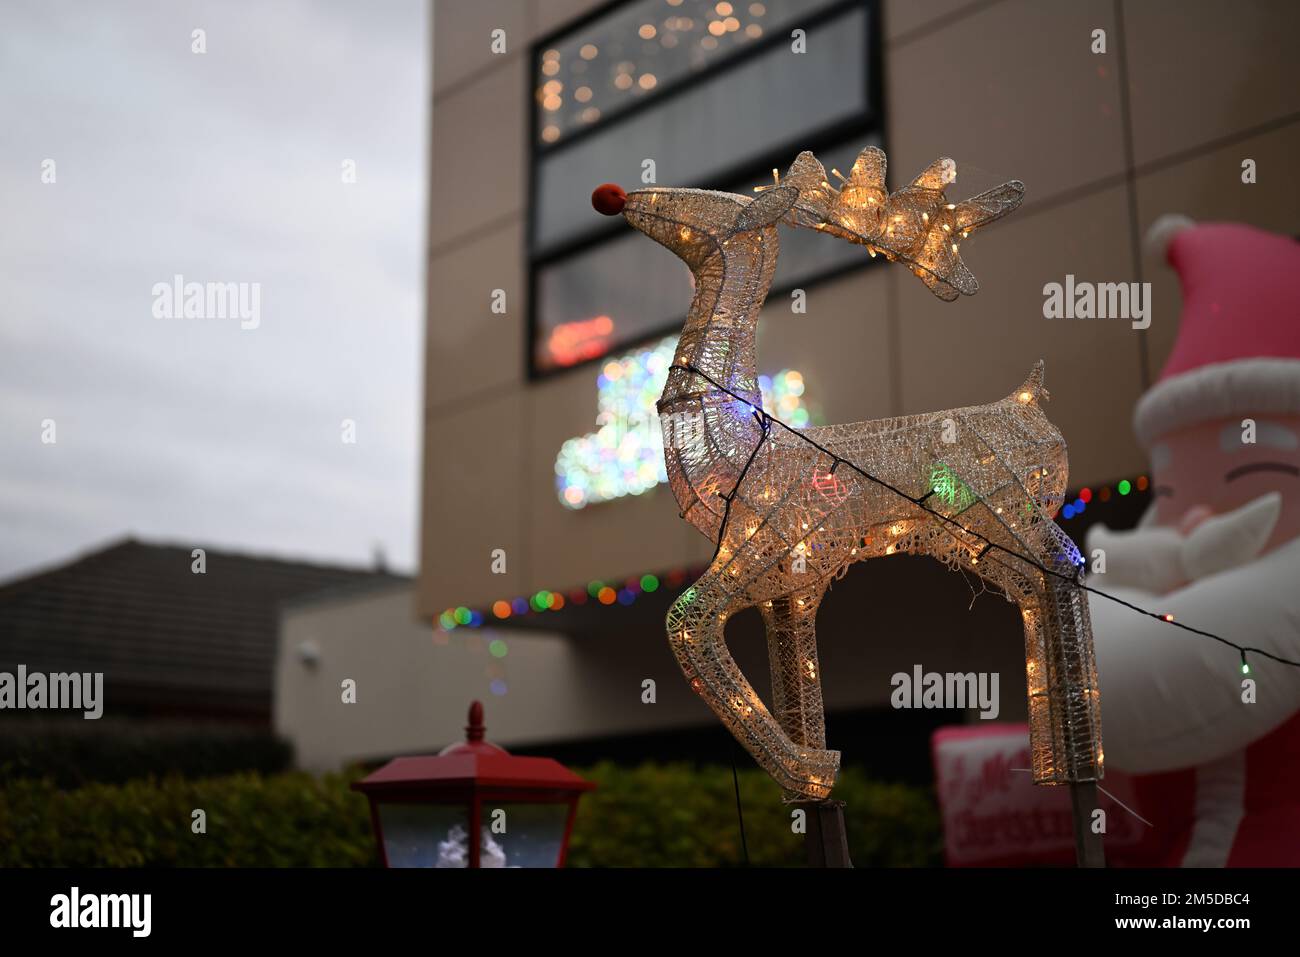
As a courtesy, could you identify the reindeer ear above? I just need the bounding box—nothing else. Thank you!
[735,185,798,231]
[781,152,833,223]
[848,146,887,191]
[911,157,956,191]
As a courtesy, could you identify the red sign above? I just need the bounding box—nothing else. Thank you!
[932,724,1145,866]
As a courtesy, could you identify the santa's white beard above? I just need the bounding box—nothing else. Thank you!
[1087,492,1282,594]
[1086,522,1186,595]
[1087,497,1300,774]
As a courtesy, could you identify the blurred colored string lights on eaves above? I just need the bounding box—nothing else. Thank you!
[436,572,687,696]
[555,334,813,509]
[437,569,695,633]
[1059,475,1148,520]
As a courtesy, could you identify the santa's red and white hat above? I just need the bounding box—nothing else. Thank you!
[1133,217,1300,448]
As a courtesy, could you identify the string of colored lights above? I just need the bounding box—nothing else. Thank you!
[439,367,1300,675]
[1060,476,1149,520]
[439,568,690,633]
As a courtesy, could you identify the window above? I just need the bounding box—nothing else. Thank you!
[528,0,884,377]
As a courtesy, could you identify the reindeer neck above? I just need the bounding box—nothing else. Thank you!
[660,228,777,411]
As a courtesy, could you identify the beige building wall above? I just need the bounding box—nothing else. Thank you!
[275,583,583,770]
[420,0,1300,618]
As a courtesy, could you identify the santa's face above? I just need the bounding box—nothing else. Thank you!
[1149,413,1300,552]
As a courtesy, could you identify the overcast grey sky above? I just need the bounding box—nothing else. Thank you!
[0,0,427,581]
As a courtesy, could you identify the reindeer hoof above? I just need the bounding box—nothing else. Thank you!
[780,748,841,802]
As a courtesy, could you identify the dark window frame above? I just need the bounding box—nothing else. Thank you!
[525,0,885,381]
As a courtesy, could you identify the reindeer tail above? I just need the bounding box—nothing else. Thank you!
[1010,360,1051,405]
[1008,360,1069,519]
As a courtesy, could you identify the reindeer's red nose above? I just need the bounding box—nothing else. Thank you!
[592,183,627,216]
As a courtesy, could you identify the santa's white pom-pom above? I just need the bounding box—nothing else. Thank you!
[1143,213,1195,263]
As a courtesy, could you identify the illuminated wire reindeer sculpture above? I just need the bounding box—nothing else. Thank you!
[592,146,1104,865]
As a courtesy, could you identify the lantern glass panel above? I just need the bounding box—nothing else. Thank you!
[479,802,572,868]
[378,803,470,868]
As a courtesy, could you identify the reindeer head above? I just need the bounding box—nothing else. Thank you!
[591,146,1022,300]
[768,146,1025,300]
[592,183,799,271]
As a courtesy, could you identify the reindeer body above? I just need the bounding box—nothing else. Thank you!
[614,151,1102,803]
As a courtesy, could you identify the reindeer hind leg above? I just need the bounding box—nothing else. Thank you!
[759,587,831,800]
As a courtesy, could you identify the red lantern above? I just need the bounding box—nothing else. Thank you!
[351,701,595,868]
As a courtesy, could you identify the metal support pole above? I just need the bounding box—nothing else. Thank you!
[1071,781,1106,868]
[798,800,853,868]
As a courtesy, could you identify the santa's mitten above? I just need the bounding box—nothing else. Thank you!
[1180,492,1281,582]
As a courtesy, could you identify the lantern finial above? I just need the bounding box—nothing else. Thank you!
[466,700,485,742]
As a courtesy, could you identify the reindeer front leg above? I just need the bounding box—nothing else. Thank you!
[1018,524,1105,867]
[667,572,839,801]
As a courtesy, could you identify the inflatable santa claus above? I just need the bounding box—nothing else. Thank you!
[1089,217,1300,867]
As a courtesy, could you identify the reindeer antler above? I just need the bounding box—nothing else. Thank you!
[761,146,1025,301]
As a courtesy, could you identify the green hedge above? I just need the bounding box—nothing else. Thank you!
[0,763,940,868]
[567,762,941,867]
[0,719,292,787]
[0,771,374,868]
